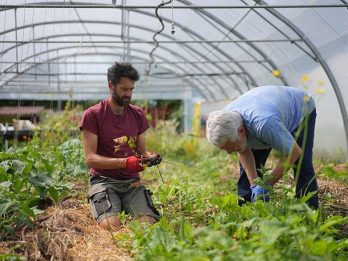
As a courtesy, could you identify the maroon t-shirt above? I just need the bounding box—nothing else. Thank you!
[79,99,149,180]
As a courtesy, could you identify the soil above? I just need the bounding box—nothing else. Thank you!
[1,170,347,260]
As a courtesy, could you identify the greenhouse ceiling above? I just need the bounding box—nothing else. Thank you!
[1,0,348,155]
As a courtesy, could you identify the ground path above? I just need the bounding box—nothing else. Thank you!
[1,175,347,260]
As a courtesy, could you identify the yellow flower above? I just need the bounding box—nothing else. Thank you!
[315,87,325,94]
[317,80,325,86]
[303,95,310,102]
[272,69,281,78]
[300,74,310,84]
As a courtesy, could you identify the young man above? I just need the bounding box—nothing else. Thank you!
[206,86,318,208]
[80,62,162,229]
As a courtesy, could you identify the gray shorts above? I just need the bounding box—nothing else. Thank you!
[88,175,160,223]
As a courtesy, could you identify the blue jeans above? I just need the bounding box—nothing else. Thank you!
[237,110,318,208]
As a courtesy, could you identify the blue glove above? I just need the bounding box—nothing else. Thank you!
[250,184,270,202]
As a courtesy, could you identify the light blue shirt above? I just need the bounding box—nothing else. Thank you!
[224,86,315,155]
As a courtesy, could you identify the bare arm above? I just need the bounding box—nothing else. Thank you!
[136,132,147,157]
[269,142,302,185]
[81,130,126,169]
[238,148,259,186]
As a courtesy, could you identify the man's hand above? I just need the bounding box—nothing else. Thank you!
[251,184,270,202]
[125,156,144,172]
[142,152,162,167]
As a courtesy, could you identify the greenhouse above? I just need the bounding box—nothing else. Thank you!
[0,1,348,260]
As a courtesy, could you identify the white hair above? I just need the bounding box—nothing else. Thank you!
[206,110,243,146]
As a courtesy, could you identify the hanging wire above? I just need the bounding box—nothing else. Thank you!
[27,1,39,128]
[145,0,172,77]
[199,2,256,61]
[69,0,97,54]
[171,0,175,35]
[15,0,29,145]
[0,0,7,71]
[21,1,37,76]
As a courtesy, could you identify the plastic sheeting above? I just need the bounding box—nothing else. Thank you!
[0,0,347,159]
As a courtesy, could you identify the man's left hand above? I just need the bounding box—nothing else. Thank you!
[251,184,270,202]
[142,152,162,167]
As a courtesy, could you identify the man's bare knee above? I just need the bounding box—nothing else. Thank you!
[99,216,122,229]
[138,215,157,225]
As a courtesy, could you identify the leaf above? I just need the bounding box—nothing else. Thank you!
[311,209,320,223]
[213,194,238,210]
[0,181,12,188]
[0,165,9,180]
[11,160,27,175]
[42,158,54,174]
[0,160,11,172]
[17,201,35,218]
[28,172,54,188]
[319,216,348,232]
[0,253,26,261]
[309,239,327,256]
[259,220,288,245]
[31,207,45,215]
[12,179,24,193]
[0,200,13,216]
[151,226,176,252]
[48,186,60,203]
[300,191,317,204]
[178,222,193,242]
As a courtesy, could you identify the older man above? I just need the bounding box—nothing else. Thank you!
[206,86,318,208]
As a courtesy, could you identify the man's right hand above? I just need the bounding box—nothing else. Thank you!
[125,156,144,172]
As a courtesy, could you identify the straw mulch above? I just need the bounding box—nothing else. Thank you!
[318,177,348,211]
[0,196,132,261]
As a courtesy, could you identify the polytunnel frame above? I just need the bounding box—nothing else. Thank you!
[0,13,260,96]
[0,19,254,99]
[3,51,195,94]
[1,3,287,102]
[1,42,217,99]
[0,4,269,98]
[0,2,347,153]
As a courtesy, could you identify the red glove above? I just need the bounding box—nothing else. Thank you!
[125,156,144,172]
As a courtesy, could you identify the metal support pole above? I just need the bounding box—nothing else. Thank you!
[126,8,130,62]
[1,4,348,9]
[57,50,61,110]
[183,86,193,133]
[14,9,18,73]
[32,25,37,80]
[0,59,268,65]
[0,39,303,44]
[4,123,9,151]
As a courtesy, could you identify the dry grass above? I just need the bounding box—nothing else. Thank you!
[318,178,348,209]
[1,195,132,260]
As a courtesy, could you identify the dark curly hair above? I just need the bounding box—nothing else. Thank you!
[107,62,139,85]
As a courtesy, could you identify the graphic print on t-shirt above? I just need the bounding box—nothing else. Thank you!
[113,135,137,156]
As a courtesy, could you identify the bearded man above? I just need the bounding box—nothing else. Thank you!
[80,62,161,229]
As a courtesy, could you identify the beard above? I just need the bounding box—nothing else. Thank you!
[111,90,131,107]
